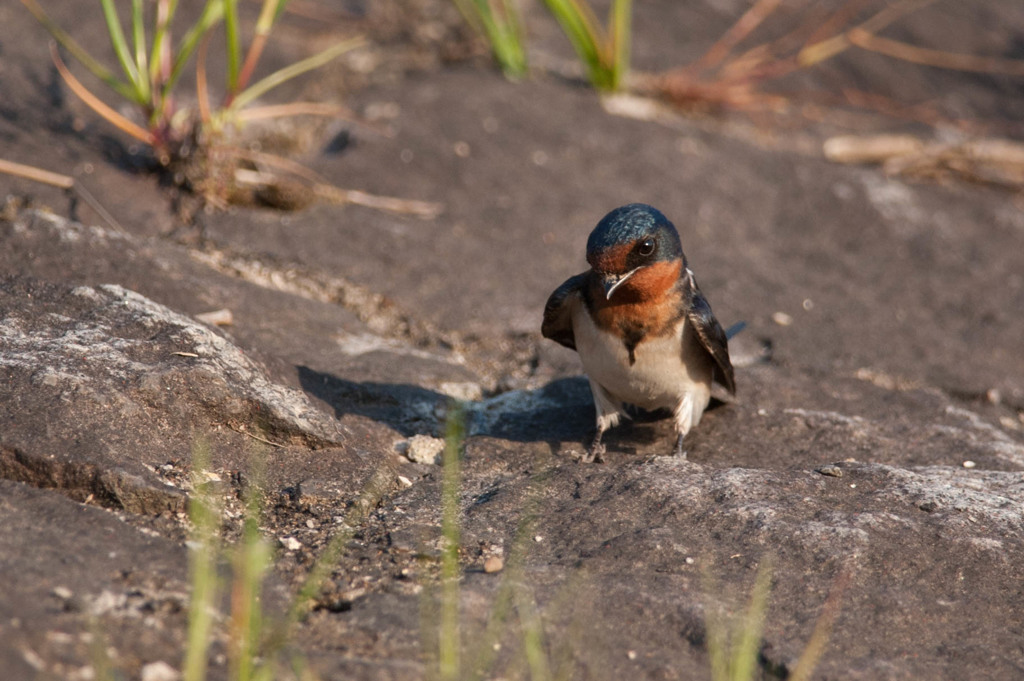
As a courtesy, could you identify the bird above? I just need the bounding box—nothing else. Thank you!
[542,203,737,462]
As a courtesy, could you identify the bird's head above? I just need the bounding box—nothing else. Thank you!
[586,203,685,301]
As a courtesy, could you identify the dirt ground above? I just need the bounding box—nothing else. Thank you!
[1,0,1024,679]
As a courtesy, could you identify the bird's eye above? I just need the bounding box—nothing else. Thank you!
[637,238,656,257]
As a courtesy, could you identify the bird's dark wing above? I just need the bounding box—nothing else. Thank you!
[541,272,588,351]
[682,273,736,395]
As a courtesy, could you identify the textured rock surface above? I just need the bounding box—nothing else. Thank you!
[1,0,1023,679]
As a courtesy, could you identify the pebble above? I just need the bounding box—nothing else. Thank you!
[772,311,793,326]
[962,460,976,469]
[816,464,843,478]
[141,661,180,681]
[51,586,73,601]
[280,536,302,551]
[483,556,504,573]
[194,309,233,327]
[403,435,445,465]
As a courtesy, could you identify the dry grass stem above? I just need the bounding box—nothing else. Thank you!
[846,29,1024,75]
[312,185,444,219]
[50,42,156,145]
[646,0,1019,122]
[825,134,1024,188]
[0,158,75,189]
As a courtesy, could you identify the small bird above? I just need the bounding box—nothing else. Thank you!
[542,203,737,462]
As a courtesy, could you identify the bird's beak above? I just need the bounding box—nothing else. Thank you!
[600,267,641,300]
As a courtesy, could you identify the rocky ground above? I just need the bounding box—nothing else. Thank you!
[1,0,1023,679]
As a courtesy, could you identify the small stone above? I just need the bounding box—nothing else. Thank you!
[483,556,504,573]
[194,309,233,327]
[403,435,445,465]
[281,536,302,551]
[534,535,543,543]
[816,465,843,478]
[627,650,638,660]
[306,519,316,529]
[397,475,413,488]
[140,661,180,681]
[52,586,73,601]
[685,557,695,565]
[772,311,793,326]
[919,500,939,513]
[962,460,976,469]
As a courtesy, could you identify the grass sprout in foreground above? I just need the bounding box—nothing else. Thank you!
[452,0,528,79]
[703,556,847,681]
[177,439,395,681]
[424,404,578,681]
[541,0,632,91]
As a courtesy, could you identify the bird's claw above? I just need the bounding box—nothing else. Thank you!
[582,442,605,464]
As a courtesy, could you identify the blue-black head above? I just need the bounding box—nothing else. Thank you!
[585,205,684,299]
[586,204,683,272]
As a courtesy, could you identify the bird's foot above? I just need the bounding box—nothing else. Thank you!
[582,441,606,464]
[580,429,607,463]
[672,433,688,460]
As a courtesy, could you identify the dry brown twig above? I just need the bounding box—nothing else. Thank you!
[0,157,127,232]
[642,0,1024,125]
[824,134,1024,188]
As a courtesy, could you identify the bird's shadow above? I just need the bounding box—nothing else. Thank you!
[298,365,729,453]
[298,365,593,442]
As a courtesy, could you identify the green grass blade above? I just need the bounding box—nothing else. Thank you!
[232,0,289,98]
[439,405,465,681]
[255,0,288,35]
[131,0,151,102]
[541,0,606,86]
[729,558,773,681]
[100,0,144,98]
[492,0,528,77]
[609,0,631,89]
[223,0,241,92]
[703,568,729,681]
[230,478,273,681]
[464,0,528,78]
[183,441,222,681]
[515,585,552,681]
[451,0,486,35]
[20,0,135,100]
[164,1,224,101]
[227,36,364,113]
[149,0,179,87]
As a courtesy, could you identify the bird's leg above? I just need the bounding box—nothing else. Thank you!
[583,382,620,463]
[672,393,695,459]
[672,432,687,459]
[583,425,607,463]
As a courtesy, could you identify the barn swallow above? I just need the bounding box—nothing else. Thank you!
[542,203,737,462]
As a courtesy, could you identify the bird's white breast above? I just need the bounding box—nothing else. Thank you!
[571,303,713,413]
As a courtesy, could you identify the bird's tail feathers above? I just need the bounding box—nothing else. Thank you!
[724,321,747,340]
